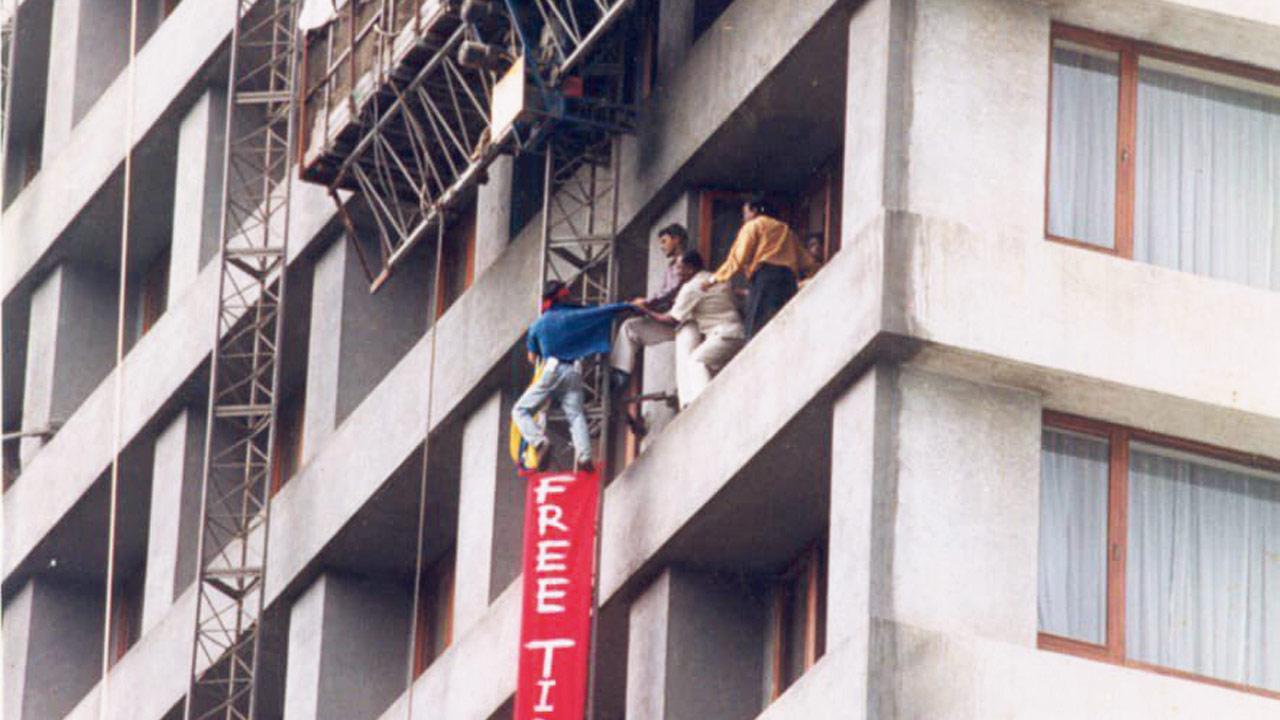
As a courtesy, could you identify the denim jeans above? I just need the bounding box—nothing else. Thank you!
[512,358,592,464]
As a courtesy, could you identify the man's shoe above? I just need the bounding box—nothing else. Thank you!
[624,411,647,439]
[610,369,631,394]
[577,460,595,474]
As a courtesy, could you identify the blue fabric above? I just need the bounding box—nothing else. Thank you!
[526,302,631,361]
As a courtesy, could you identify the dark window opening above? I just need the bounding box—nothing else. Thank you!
[766,542,826,703]
[413,550,456,677]
[436,207,476,319]
[270,393,305,496]
[109,567,145,667]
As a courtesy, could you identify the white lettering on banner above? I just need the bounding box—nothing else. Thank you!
[536,577,569,613]
[536,539,570,573]
[533,474,572,505]
[526,638,576,714]
[537,503,568,535]
[535,679,556,711]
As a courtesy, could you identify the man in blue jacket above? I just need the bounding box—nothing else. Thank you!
[512,281,631,471]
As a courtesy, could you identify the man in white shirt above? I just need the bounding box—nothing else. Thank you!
[632,250,746,408]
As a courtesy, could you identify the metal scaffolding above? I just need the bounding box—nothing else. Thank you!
[537,132,622,457]
[325,8,515,290]
[185,0,300,718]
[304,0,636,291]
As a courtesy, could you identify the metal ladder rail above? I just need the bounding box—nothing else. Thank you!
[1,1,16,204]
[536,128,622,720]
[184,1,300,718]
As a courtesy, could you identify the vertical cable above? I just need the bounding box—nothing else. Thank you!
[403,217,447,720]
[100,1,140,718]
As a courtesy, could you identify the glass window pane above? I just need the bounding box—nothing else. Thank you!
[1134,57,1280,290]
[1039,429,1109,644]
[1048,41,1119,248]
[1126,445,1280,692]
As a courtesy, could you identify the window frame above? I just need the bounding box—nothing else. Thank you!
[766,541,826,703]
[1044,24,1280,260]
[1040,410,1280,700]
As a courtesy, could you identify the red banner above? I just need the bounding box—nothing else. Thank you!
[514,470,600,720]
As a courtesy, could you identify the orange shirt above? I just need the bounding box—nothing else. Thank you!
[711,215,817,283]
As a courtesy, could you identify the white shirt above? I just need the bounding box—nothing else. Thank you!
[668,271,746,339]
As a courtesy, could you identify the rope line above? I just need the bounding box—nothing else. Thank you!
[403,217,447,720]
[100,1,140,718]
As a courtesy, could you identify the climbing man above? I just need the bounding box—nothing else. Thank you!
[512,281,632,472]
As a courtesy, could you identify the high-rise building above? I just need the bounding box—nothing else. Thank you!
[3,1,1280,718]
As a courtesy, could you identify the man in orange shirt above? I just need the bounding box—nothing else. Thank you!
[702,196,817,337]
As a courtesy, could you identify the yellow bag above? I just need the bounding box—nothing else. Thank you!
[509,361,547,470]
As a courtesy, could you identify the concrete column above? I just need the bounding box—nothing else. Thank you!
[824,365,895,719]
[168,87,229,305]
[474,155,513,275]
[43,0,132,166]
[302,237,431,462]
[882,367,1041,646]
[20,263,118,466]
[625,567,766,720]
[453,392,523,636]
[2,577,104,720]
[283,572,412,720]
[843,0,1046,240]
[842,0,903,238]
[656,0,696,87]
[142,407,205,634]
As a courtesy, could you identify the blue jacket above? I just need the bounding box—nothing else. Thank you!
[526,302,631,361]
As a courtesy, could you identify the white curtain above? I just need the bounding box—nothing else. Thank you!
[1038,429,1110,644]
[1127,446,1280,691]
[1048,46,1119,248]
[1135,64,1280,290]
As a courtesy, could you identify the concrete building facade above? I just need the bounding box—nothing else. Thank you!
[3,0,1280,718]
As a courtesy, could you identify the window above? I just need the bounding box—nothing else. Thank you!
[1047,25,1280,290]
[140,250,169,337]
[435,209,476,320]
[270,394,305,496]
[698,190,756,272]
[108,568,144,667]
[793,155,843,265]
[1039,412,1280,697]
[766,543,826,703]
[413,551,455,677]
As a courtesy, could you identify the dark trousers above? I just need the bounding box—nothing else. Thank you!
[745,263,798,338]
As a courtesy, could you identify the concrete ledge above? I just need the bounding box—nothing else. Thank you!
[1,0,236,299]
[886,212,1280,457]
[263,211,540,605]
[377,581,521,720]
[872,619,1280,717]
[599,214,889,602]
[62,589,196,720]
[2,182,335,584]
[755,640,860,719]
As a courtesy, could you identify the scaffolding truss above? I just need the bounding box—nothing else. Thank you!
[301,0,637,291]
[185,1,300,718]
[538,133,621,456]
[326,9,515,289]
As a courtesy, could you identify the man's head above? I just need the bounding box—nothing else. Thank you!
[541,280,570,311]
[657,223,688,258]
[805,232,825,263]
[742,194,775,222]
[676,250,704,282]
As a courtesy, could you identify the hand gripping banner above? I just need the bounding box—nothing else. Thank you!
[514,469,600,720]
